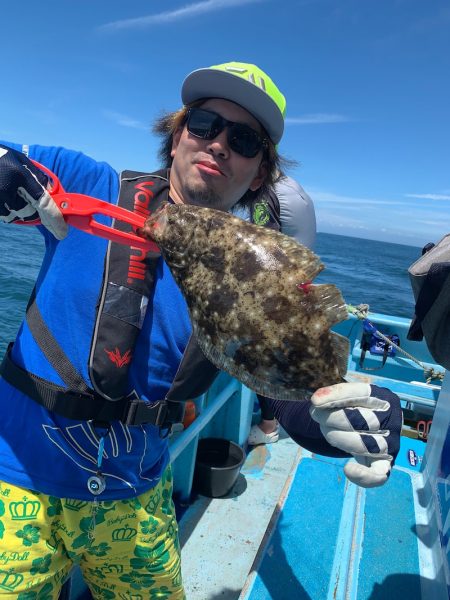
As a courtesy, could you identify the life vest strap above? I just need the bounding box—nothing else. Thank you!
[0,344,184,427]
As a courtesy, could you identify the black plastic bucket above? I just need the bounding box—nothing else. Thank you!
[194,438,245,498]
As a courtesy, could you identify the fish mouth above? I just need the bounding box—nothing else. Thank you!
[196,160,226,177]
[141,202,169,242]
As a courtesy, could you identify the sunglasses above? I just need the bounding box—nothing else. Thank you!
[186,108,267,159]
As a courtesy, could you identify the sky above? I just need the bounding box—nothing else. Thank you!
[1,0,449,247]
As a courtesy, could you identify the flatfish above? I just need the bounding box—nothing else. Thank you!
[142,203,349,400]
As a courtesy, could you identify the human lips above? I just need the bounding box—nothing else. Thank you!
[196,160,226,177]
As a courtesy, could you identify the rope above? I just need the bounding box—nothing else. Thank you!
[346,304,445,384]
[347,303,370,320]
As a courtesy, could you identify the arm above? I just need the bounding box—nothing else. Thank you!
[0,143,67,239]
[270,382,402,488]
[0,141,120,200]
[269,396,349,457]
[0,142,119,236]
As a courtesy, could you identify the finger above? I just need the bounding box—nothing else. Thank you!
[311,382,370,407]
[344,458,392,488]
[19,188,68,240]
[38,191,68,240]
[319,427,390,457]
[310,405,386,432]
[0,201,37,222]
[311,382,388,411]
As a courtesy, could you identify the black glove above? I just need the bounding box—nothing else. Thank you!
[0,144,67,239]
[310,382,402,487]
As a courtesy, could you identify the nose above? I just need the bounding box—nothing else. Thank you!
[206,128,230,159]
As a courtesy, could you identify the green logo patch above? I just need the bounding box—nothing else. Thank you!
[253,202,270,226]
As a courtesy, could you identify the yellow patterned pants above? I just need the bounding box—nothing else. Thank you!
[0,467,185,599]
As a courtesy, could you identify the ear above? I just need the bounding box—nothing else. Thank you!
[170,127,183,158]
[249,161,268,191]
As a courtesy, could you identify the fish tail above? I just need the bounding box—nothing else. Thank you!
[310,283,348,327]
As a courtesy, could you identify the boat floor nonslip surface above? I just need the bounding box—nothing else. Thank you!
[179,430,302,599]
[180,433,436,600]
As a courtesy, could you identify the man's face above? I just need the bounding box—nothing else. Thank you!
[169,98,267,212]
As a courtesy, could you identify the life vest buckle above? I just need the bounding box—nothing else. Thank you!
[122,394,169,427]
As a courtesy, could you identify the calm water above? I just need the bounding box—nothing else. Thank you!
[0,224,45,356]
[0,225,422,356]
[314,232,421,319]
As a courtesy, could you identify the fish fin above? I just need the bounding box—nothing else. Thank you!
[287,243,324,281]
[310,284,348,327]
[330,331,350,378]
[301,256,325,282]
[245,380,313,402]
[193,323,312,401]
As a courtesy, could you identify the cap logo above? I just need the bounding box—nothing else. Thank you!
[225,66,247,73]
[224,66,266,91]
[248,72,266,91]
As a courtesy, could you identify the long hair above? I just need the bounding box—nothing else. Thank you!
[152,102,293,206]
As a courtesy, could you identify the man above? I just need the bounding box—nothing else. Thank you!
[0,61,402,598]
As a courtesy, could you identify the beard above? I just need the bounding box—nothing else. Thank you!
[184,183,225,210]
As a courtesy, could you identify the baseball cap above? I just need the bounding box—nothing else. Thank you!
[181,61,286,144]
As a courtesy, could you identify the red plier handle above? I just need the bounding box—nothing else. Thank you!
[20,161,158,253]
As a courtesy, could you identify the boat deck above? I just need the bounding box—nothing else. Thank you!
[66,312,449,599]
[180,430,301,598]
[180,433,437,600]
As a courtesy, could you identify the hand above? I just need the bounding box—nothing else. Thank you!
[309,382,402,488]
[0,144,67,239]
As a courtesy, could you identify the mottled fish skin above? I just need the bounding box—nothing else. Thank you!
[143,203,349,400]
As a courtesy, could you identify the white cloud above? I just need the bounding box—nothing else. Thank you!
[420,220,448,226]
[98,0,267,32]
[404,193,450,201]
[309,189,404,207]
[103,110,148,131]
[317,209,370,229]
[312,187,449,246]
[286,113,351,125]
[401,207,450,224]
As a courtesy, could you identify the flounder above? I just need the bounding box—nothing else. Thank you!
[142,203,349,400]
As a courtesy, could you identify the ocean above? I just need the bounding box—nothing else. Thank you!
[314,231,421,319]
[0,225,422,357]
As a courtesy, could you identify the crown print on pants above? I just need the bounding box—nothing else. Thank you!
[9,497,41,520]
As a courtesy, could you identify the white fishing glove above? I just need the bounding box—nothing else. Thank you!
[310,382,402,488]
[0,144,67,239]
